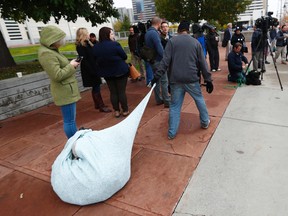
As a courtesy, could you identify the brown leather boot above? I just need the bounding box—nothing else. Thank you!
[92,92,112,113]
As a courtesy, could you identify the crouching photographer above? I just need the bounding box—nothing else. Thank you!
[227,42,248,84]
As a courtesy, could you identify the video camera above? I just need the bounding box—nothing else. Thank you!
[255,12,279,33]
[192,23,216,34]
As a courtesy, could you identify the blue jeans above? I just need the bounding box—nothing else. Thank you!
[150,61,170,105]
[145,61,153,85]
[168,83,209,138]
[60,102,77,139]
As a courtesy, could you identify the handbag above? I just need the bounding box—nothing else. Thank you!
[128,63,141,79]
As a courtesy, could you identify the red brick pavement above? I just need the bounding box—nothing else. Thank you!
[0,47,251,215]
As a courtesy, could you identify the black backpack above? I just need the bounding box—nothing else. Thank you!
[246,70,261,85]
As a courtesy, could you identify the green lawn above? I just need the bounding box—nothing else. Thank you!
[0,40,129,80]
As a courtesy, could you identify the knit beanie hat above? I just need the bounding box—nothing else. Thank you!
[178,21,190,32]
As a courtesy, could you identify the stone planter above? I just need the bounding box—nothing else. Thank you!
[0,69,86,121]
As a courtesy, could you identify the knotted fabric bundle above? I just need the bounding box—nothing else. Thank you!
[51,85,155,205]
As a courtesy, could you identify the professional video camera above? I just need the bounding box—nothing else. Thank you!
[255,12,279,33]
[202,23,216,31]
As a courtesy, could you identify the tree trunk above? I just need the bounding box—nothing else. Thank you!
[0,30,16,68]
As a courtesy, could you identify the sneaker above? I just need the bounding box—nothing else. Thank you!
[168,134,175,140]
[281,61,287,65]
[122,111,130,117]
[217,68,221,71]
[114,111,121,118]
[211,69,216,72]
[265,61,270,64]
[201,120,210,129]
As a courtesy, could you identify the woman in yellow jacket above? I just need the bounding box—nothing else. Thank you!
[38,25,80,139]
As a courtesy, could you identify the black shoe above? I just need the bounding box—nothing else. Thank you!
[265,61,270,64]
[79,127,90,130]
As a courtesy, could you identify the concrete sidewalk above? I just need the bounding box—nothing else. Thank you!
[174,56,288,216]
[0,48,287,216]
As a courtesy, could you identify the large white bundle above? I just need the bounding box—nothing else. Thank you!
[51,86,154,205]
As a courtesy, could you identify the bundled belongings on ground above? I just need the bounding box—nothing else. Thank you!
[51,86,155,205]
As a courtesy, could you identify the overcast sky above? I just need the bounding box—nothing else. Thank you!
[113,0,281,17]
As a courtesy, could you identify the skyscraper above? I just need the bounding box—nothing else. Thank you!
[132,0,156,22]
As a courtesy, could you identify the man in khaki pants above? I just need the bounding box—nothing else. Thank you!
[223,23,232,61]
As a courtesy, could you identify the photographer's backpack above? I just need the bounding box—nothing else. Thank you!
[246,70,261,85]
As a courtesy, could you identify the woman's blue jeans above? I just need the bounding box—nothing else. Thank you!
[60,102,77,139]
[168,82,209,138]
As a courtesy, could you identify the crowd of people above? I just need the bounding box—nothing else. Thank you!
[38,18,288,140]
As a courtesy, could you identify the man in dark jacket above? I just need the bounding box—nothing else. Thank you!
[128,26,145,80]
[153,21,213,140]
[274,25,288,64]
[206,27,220,71]
[228,42,248,83]
[145,16,170,108]
[223,23,232,60]
[251,26,265,72]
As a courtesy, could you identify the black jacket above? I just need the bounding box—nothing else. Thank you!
[76,41,101,87]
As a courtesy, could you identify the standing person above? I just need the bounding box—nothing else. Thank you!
[231,26,246,53]
[38,25,81,139]
[227,42,248,83]
[152,21,213,140]
[137,22,153,86]
[160,21,172,48]
[251,26,265,72]
[93,27,130,118]
[269,25,277,52]
[206,27,220,71]
[274,25,288,65]
[89,33,98,44]
[192,23,207,58]
[128,25,145,81]
[145,16,170,108]
[223,23,233,61]
[75,28,111,113]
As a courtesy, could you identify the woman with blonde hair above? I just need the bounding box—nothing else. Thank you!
[75,28,111,112]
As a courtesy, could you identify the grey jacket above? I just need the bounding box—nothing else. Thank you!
[156,34,212,83]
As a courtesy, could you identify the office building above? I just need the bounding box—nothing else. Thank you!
[132,0,156,22]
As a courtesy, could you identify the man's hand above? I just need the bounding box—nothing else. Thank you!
[206,81,214,94]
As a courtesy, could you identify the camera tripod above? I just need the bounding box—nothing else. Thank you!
[245,30,283,91]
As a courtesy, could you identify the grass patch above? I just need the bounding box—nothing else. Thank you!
[0,40,129,80]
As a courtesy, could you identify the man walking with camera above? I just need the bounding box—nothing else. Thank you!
[152,21,213,140]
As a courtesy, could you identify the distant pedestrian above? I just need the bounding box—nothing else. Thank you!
[231,26,247,54]
[128,25,145,81]
[223,23,233,61]
[274,25,288,64]
[206,27,220,71]
[38,25,81,139]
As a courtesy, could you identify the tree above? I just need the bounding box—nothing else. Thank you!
[121,15,131,31]
[113,20,123,32]
[0,0,119,68]
[155,0,252,25]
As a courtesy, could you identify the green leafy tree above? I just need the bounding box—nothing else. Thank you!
[0,0,119,68]
[113,20,123,32]
[121,15,131,31]
[155,0,252,25]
